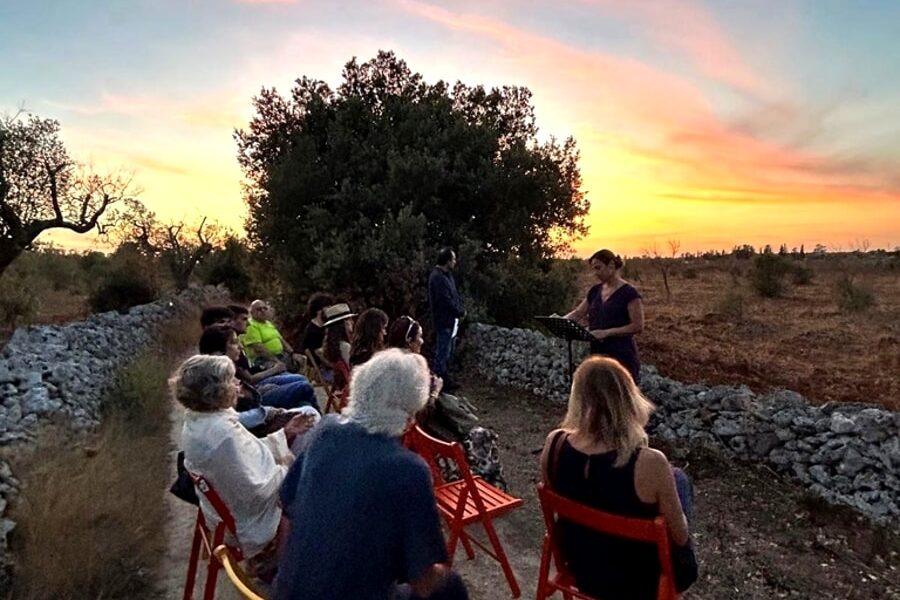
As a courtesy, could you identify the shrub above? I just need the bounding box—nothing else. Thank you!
[88,246,159,313]
[682,267,698,279]
[791,263,814,285]
[0,275,39,328]
[715,286,746,321]
[198,237,254,300]
[89,268,158,313]
[834,275,875,313]
[749,253,790,297]
[621,262,641,282]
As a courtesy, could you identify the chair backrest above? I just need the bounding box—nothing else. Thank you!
[407,424,471,486]
[190,472,241,557]
[304,349,331,395]
[332,359,351,392]
[213,545,267,600]
[536,482,676,600]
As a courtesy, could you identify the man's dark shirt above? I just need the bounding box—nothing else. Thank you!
[273,417,448,600]
[428,267,465,330]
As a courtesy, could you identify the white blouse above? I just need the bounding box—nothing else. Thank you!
[182,408,292,557]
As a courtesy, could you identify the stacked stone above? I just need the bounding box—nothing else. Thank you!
[0,286,227,559]
[464,323,900,524]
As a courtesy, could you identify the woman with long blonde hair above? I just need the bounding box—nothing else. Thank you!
[540,356,696,599]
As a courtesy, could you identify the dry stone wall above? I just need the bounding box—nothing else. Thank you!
[464,323,900,524]
[0,286,227,561]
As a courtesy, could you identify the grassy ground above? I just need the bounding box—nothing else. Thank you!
[3,313,200,600]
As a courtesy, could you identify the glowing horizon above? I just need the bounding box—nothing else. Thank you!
[3,0,899,257]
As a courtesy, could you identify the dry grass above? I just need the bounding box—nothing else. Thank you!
[6,309,200,600]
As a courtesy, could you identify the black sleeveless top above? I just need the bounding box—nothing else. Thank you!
[549,436,660,600]
[586,282,641,382]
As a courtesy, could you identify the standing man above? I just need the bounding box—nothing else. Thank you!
[428,248,465,392]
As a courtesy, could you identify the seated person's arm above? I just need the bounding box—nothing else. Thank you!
[250,343,275,359]
[647,450,690,546]
[315,347,334,368]
[239,362,287,385]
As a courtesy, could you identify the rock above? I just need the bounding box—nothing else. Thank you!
[829,413,857,434]
[712,417,742,437]
[750,432,781,456]
[809,465,831,485]
[856,408,893,443]
[837,448,866,476]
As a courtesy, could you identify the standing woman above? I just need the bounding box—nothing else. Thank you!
[565,249,644,383]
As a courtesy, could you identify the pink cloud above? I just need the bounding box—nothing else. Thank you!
[587,0,774,97]
[397,1,900,206]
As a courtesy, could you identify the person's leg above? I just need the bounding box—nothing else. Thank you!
[432,328,452,381]
[672,467,694,523]
[261,381,319,411]
[394,571,468,600]
[260,373,308,387]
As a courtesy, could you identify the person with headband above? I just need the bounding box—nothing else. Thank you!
[565,248,644,383]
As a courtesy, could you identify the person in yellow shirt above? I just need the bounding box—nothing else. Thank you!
[241,299,305,371]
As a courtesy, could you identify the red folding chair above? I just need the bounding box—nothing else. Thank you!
[407,424,523,598]
[183,473,244,600]
[535,482,677,600]
[324,359,351,413]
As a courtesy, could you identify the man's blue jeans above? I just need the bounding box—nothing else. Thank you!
[261,379,319,411]
[432,328,455,381]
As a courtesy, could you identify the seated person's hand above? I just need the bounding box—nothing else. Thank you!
[429,374,443,401]
[590,329,608,340]
[283,413,316,441]
[271,361,287,374]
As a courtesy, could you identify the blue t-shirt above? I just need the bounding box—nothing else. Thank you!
[273,416,448,600]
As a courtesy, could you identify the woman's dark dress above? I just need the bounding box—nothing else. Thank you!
[586,282,641,382]
[550,438,660,600]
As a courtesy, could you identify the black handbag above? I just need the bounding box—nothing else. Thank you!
[168,451,199,506]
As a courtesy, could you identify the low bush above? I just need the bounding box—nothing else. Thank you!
[682,267,698,279]
[715,285,746,321]
[834,275,875,313]
[198,237,254,300]
[88,251,160,313]
[749,253,791,298]
[0,275,39,329]
[791,263,814,285]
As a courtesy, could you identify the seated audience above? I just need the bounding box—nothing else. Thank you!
[349,307,389,367]
[274,349,469,600]
[229,304,309,388]
[321,303,355,388]
[241,299,304,371]
[200,325,319,413]
[540,356,697,600]
[299,292,333,358]
[170,355,314,560]
[388,316,507,491]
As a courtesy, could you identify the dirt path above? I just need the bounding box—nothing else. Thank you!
[453,372,900,600]
[153,406,242,600]
[155,377,898,599]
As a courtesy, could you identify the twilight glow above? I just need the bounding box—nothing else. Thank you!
[2,0,899,255]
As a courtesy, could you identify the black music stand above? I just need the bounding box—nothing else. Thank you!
[534,316,594,384]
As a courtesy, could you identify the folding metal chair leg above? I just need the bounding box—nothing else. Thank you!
[459,529,476,560]
[535,535,551,600]
[183,519,203,600]
[482,517,521,598]
[202,524,226,600]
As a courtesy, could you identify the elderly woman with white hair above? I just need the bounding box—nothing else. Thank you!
[274,349,469,600]
[170,355,316,561]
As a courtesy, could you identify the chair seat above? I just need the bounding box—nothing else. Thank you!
[435,477,523,525]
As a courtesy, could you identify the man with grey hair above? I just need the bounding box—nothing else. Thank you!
[274,349,469,600]
[240,299,305,371]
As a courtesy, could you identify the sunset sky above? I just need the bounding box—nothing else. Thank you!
[2,0,899,256]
